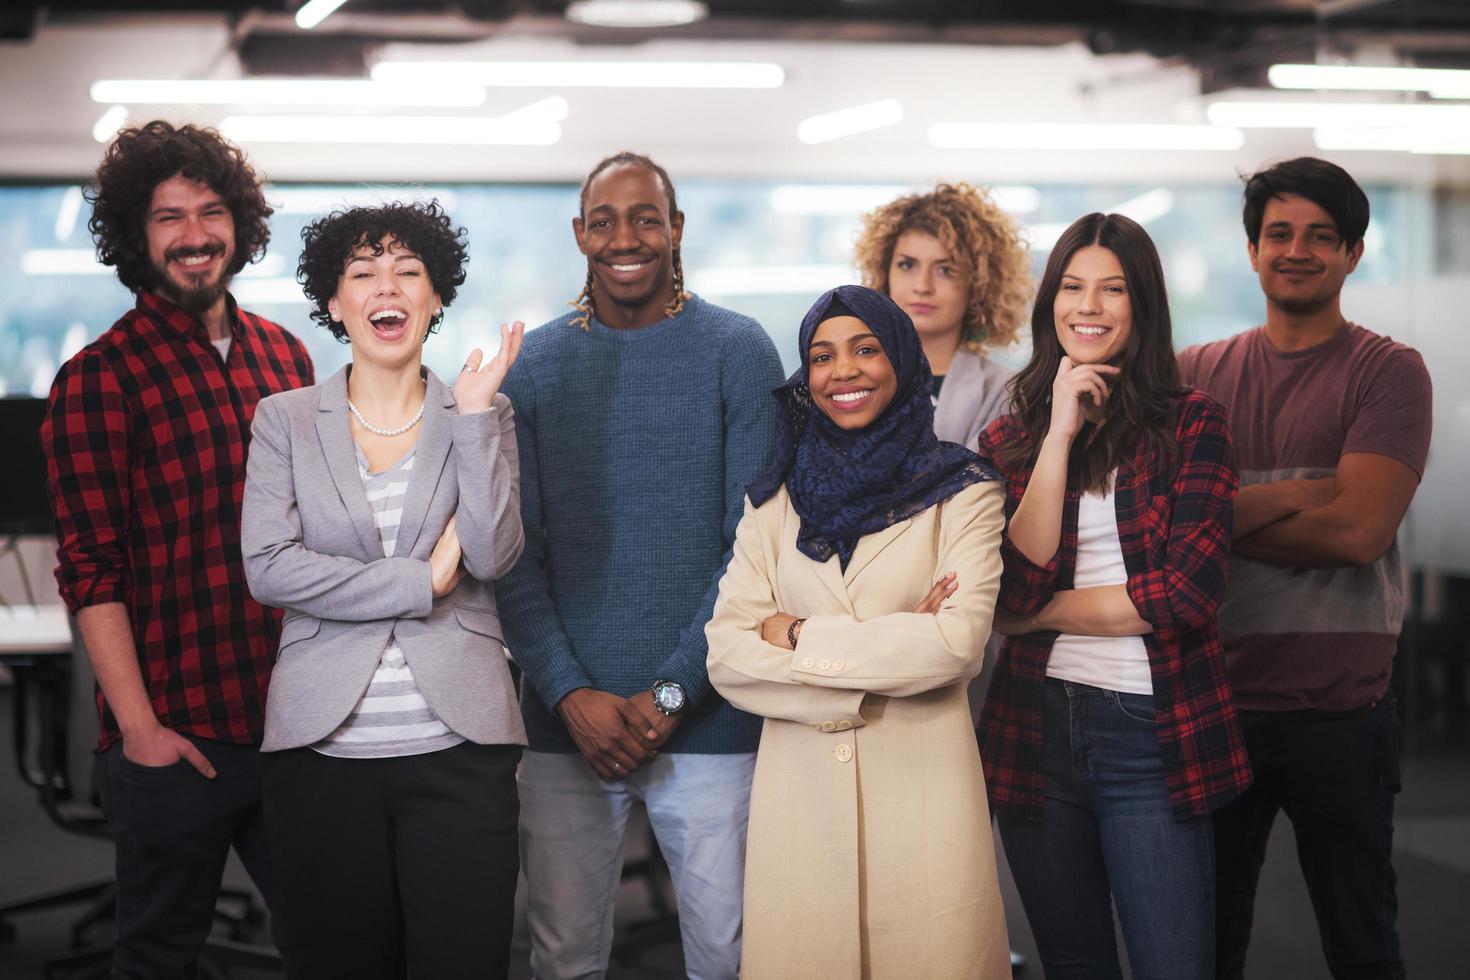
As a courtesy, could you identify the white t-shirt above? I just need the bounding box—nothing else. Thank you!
[1044,476,1153,695]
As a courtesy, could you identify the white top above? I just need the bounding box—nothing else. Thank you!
[312,444,464,758]
[211,336,232,360]
[1044,476,1153,696]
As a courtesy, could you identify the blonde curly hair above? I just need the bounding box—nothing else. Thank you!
[854,182,1031,351]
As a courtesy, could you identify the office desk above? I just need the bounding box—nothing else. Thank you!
[0,604,79,808]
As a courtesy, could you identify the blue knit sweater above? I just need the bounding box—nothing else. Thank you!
[497,296,785,754]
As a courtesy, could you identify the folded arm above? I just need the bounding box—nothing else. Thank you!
[241,397,433,621]
[1234,453,1419,568]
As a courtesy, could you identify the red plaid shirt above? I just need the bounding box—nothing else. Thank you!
[42,291,314,750]
[975,390,1251,821]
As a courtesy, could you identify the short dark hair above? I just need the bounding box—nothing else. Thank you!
[297,200,468,343]
[87,120,272,293]
[578,150,679,218]
[1242,157,1369,251]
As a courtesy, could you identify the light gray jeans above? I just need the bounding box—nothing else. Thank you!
[518,749,757,980]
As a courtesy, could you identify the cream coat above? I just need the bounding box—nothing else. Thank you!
[706,481,1011,980]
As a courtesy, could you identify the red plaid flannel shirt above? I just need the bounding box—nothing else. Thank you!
[42,291,314,750]
[975,390,1251,821]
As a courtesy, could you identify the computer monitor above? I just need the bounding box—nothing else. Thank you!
[0,397,53,535]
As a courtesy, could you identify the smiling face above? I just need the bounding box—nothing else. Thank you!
[328,235,441,371]
[807,315,900,431]
[1053,244,1133,366]
[886,230,969,345]
[144,173,237,315]
[574,162,684,328]
[1249,193,1362,316]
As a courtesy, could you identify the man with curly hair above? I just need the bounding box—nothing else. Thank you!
[498,152,784,979]
[40,120,313,976]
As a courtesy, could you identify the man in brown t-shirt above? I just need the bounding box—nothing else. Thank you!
[1180,157,1430,980]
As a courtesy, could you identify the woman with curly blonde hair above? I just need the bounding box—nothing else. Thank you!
[855,182,1032,450]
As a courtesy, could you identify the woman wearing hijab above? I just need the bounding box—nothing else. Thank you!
[977,214,1248,980]
[705,285,1011,979]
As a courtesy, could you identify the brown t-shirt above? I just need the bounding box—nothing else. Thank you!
[1178,323,1432,711]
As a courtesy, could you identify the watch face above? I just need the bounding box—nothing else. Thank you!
[653,682,685,714]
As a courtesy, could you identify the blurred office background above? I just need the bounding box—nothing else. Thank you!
[1,1,1468,977]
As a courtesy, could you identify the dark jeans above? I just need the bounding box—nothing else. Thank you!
[997,679,1215,980]
[260,740,522,980]
[1213,695,1404,980]
[95,734,276,980]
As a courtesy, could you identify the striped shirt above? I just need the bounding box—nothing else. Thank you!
[312,443,464,759]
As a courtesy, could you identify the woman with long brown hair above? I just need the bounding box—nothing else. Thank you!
[976,212,1250,980]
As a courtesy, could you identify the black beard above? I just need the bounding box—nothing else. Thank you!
[150,256,231,316]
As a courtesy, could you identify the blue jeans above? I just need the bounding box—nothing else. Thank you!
[518,749,756,980]
[1213,695,1404,980]
[997,679,1214,980]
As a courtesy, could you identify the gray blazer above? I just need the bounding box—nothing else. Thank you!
[933,347,1015,452]
[242,366,527,752]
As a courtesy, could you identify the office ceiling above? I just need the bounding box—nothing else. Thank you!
[4,0,1470,183]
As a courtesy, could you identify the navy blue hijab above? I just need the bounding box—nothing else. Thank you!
[748,285,999,568]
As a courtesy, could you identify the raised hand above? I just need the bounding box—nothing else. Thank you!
[913,572,958,613]
[454,320,525,414]
[1048,355,1121,443]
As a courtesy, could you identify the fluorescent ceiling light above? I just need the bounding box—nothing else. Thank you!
[1207,101,1470,129]
[565,0,708,27]
[696,264,857,296]
[295,0,350,30]
[797,99,904,145]
[766,183,1041,215]
[928,122,1244,151]
[92,105,128,143]
[91,78,486,108]
[371,60,783,89]
[1313,126,1470,155]
[54,186,85,242]
[22,249,108,276]
[219,114,561,146]
[1112,188,1174,225]
[1269,63,1470,98]
[268,187,462,214]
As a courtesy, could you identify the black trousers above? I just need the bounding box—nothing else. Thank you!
[1213,694,1404,980]
[96,734,276,980]
[260,740,522,980]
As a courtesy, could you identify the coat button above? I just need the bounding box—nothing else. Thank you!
[801,657,816,669]
[821,720,837,732]
[835,744,852,763]
[836,719,852,730]
[832,659,846,671]
[818,659,832,670]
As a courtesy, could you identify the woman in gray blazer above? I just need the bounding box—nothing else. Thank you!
[855,182,1033,449]
[241,201,525,980]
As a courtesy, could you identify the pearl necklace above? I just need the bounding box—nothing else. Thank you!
[347,398,424,437]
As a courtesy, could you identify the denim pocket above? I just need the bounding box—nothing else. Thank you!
[1113,691,1157,725]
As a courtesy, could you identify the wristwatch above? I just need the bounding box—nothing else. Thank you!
[651,679,687,716]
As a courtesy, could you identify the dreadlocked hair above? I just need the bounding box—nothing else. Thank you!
[568,150,688,331]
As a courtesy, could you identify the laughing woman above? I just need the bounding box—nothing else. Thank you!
[706,284,1011,979]
[977,213,1250,980]
[241,202,526,979]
